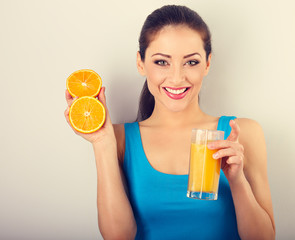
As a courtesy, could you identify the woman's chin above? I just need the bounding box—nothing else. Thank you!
[163,102,192,113]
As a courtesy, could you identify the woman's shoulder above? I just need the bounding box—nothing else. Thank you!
[234,117,264,135]
[234,117,265,142]
[234,118,266,166]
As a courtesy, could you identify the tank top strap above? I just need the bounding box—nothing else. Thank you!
[217,116,237,139]
[123,122,145,174]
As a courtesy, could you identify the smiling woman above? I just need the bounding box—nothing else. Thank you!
[136,7,212,121]
[136,24,210,114]
[64,4,275,240]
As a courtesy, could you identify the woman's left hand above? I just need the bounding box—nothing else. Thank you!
[208,120,245,183]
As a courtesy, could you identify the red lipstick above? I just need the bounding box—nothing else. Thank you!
[163,87,190,100]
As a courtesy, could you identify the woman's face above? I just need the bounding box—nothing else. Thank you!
[137,25,211,113]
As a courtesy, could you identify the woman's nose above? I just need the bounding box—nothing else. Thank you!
[169,65,185,83]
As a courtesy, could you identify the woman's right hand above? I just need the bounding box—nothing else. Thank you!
[64,87,116,145]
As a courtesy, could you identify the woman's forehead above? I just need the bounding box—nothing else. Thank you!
[146,25,206,57]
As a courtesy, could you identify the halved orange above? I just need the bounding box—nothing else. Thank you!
[66,69,102,97]
[69,96,106,133]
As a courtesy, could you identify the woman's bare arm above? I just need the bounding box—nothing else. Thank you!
[209,119,275,239]
[65,89,136,239]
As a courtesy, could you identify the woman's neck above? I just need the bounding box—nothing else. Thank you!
[143,101,207,128]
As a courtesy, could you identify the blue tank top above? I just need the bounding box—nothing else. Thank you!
[123,116,240,240]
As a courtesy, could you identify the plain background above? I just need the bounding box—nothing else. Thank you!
[1,0,294,239]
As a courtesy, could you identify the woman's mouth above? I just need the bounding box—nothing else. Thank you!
[163,87,190,100]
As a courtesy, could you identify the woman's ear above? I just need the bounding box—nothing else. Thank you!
[137,51,146,76]
[204,53,212,76]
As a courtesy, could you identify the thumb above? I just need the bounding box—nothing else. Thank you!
[97,87,112,125]
[97,87,106,106]
[227,120,240,142]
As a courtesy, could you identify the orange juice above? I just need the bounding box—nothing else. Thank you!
[187,142,221,196]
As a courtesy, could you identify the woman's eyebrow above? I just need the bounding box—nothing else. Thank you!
[184,52,202,58]
[151,52,202,58]
[151,53,171,58]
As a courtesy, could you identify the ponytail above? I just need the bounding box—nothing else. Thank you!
[136,80,155,121]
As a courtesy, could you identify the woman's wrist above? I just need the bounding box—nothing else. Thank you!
[92,136,117,158]
[91,130,116,146]
[228,171,248,190]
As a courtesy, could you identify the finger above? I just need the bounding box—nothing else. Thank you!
[97,87,112,126]
[65,89,72,105]
[208,139,236,150]
[208,141,244,157]
[225,155,243,165]
[98,87,106,106]
[65,89,78,107]
[64,107,70,123]
[213,148,237,159]
[214,147,244,160]
[227,120,240,142]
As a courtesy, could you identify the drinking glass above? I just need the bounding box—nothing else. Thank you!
[187,129,224,200]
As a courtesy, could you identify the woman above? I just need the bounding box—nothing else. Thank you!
[65,5,275,240]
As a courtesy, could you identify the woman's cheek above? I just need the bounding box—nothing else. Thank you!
[147,69,167,85]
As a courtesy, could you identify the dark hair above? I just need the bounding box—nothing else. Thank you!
[136,5,212,121]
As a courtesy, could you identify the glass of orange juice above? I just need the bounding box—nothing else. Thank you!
[187,129,224,200]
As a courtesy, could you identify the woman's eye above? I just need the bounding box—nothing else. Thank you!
[154,60,168,66]
[186,60,199,66]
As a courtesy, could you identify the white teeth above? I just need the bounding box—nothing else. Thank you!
[165,87,187,94]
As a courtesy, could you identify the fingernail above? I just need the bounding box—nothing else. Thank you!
[213,153,219,159]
